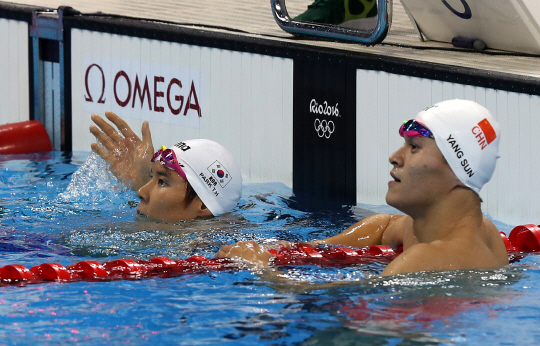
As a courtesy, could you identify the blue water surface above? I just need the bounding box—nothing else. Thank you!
[0,152,539,346]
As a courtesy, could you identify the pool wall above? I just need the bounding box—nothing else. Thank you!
[0,13,30,125]
[1,3,540,226]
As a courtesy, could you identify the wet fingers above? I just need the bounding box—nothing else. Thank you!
[140,121,153,149]
[105,111,139,141]
[90,143,113,162]
[91,113,124,144]
[89,125,117,152]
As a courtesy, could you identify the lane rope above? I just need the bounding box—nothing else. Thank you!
[1,224,538,285]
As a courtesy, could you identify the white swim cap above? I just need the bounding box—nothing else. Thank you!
[415,99,500,195]
[169,139,242,215]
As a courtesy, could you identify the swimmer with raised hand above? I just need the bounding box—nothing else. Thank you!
[90,111,242,221]
[217,100,509,276]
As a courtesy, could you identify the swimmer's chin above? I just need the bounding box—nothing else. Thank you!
[134,210,185,224]
[134,209,212,223]
[136,209,146,217]
[134,210,156,221]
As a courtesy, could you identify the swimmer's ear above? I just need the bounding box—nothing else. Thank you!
[197,201,213,217]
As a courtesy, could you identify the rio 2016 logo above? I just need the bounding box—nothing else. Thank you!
[441,0,472,19]
[310,99,339,139]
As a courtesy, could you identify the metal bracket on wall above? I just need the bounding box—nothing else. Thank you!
[30,8,66,151]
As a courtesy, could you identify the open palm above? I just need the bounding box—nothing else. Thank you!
[90,111,154,191]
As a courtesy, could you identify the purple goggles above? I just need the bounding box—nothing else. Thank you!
[399,119,434,139]
[151,146,188,182]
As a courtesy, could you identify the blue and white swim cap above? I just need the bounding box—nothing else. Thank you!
[416,99,500,195]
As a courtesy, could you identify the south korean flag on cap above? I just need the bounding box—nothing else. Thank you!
[208,160,232,188]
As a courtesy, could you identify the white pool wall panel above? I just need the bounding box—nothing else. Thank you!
[357,69,540,226]
[0,18,29,125]
[71,29,293,187]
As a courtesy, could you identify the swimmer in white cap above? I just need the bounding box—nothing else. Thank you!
[89,111,242,221]
[217,99,509,276]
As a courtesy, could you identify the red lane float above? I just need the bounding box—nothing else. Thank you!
[0,256,236,285]
[0,120,52,154]
[508,224,540,252]
[0,245,396,286]
[268,244,397,266]
[0,224,539,286]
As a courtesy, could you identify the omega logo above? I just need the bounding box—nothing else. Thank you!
[84,63,202,117]
[84,64,106,104]
[314,118,335,139]
[441,0,472,19]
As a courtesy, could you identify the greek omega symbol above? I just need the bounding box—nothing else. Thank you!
[442,0,472,19]
[84,64,106,103]
[314,118,335,139]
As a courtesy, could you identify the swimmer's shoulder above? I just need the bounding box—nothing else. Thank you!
[481,216,509,265]
[482,216,498,234]
[381,214,413,248]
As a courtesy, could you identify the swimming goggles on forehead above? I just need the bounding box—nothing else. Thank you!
[399,119,434,139]
[151,146,188,181]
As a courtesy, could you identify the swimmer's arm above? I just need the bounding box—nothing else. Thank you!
[90,111,154,191]
[216,214,399,266]
[216,242,372,291]
[216,241,274,267]
[312,213,395,248]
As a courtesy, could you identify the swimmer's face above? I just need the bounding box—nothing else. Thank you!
[386,136,460,215]
[136,161,212,221]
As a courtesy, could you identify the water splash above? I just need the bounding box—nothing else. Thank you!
[56,152,130,205]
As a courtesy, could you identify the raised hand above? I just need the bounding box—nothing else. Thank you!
[89,111,154,191]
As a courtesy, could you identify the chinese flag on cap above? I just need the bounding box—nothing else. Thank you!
[478,118,497,145]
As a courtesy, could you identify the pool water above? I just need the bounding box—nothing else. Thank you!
[0,152,539,345]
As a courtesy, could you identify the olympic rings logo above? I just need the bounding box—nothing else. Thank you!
[314,118,335,139]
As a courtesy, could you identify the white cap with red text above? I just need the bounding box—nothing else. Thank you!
[170,139,242,215]
[416,99,500,195]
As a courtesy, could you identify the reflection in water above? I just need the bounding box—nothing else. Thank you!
[245,266,526,345]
